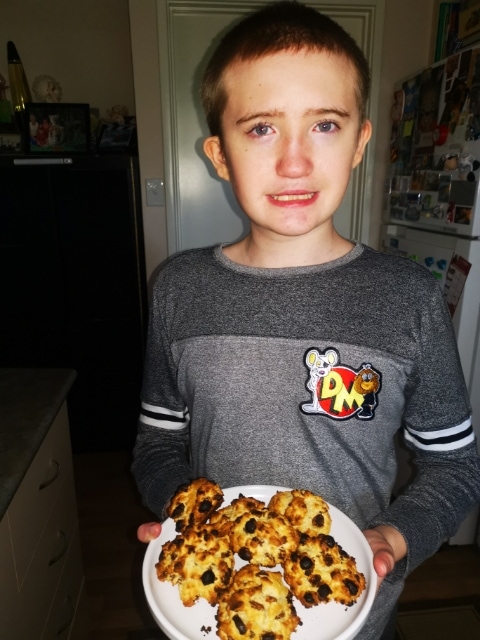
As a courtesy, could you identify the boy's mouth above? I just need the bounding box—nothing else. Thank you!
[270,192,316,202]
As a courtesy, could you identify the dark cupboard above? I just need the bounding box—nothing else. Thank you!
[0,155,148,452]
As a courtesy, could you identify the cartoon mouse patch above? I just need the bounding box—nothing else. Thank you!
[300,347,381,420]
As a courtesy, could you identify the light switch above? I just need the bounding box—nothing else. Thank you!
[145,178,165,206]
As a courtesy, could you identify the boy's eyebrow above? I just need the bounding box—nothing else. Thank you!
[236,107,352,125]
[305,107,351,119]
[236,110,284,125]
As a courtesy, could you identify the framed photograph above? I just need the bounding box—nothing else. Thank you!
[0,131,23,154]
[96,122,137,152]
[459,0,480,40]
[25,103,91,154]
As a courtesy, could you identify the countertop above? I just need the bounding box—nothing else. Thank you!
[0,368,76,520]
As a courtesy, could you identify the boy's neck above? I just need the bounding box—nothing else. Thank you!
[223,229,355,268]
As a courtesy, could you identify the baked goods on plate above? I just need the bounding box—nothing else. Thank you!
[167,477,224,533]
[216,564,301,640]
[143,485,376,640]
[269,488,332,537]
[282,533,366,608]
[156,523,234,607]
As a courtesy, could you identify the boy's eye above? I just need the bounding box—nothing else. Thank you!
[249,123,273,136]
[316,121,338,133]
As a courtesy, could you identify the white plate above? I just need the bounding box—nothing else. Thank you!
[143,485,376,640]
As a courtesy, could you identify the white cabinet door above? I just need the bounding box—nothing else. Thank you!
[0,515,24,640]
[157,0,384,254]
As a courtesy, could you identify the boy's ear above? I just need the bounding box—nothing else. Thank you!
[351,119,372,169]
[203,136,230,181]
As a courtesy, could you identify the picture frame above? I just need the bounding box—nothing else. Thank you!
[0,131,22,154]
[96,121,137,153]
[25,102,91,154]
[459,0,480,40]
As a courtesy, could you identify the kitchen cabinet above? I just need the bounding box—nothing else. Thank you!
[0,515,22,635]
[0,368,87,640]
[0,155,148,452]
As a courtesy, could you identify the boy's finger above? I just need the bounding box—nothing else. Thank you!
[137,522,162,542]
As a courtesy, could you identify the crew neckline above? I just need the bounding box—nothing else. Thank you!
[213,242,364,277]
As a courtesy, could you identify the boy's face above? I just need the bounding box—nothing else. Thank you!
[204,49,371,241]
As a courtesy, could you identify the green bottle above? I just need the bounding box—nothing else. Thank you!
[7,41,32,129]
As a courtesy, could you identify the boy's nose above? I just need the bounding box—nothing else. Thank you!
[276,137,313,178]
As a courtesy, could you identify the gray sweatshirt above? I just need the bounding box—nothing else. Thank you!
[133,243,480,639]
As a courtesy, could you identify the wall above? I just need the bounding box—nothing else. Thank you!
[1,1,439,284]
[129,0,168,285]
[0,0,135,122]
[130,0,438,282]
[369,0,436,247]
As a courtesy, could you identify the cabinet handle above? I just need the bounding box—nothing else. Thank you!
[39,459,60,490]
[49,530,68,567]
[57,595,75,636]
[14,158,73,166]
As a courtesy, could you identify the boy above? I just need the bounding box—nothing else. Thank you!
[133,2,480,638]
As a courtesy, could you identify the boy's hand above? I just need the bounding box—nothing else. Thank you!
[363,525,407,589]
[137,522,162,543]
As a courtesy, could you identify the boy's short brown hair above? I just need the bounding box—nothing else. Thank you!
[201,1,371,137]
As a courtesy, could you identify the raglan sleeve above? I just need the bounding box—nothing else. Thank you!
[367,278,480,575]
[131,268,194,520]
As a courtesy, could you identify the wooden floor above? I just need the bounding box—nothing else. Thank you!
[73,451,480,639]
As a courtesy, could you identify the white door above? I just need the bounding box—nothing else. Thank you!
[157,0,385,255]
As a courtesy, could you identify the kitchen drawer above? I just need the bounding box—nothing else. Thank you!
[20,469,78,638]
[41,525,85,640]
[9,403,73,586]
[0,515,24,640]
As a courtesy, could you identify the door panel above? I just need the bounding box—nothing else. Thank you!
[157,0,384,253]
